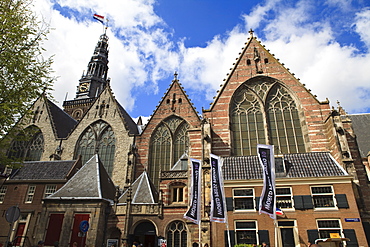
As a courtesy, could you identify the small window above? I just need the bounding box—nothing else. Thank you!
[172,186,184,203]
[247,59,251,65]
[235,221,258,245]
[311,186,336,208]
[0,185,7,203]
[25,185,36,203]
[317,219,342,239]
[178,98,182,104]
[44,185,57,198]
[233,189,254,210]
[264,58,269,64]
[276,187,293,209]
[166,99,171,104]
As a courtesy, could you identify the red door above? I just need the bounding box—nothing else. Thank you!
[44,214,64,245]
[69,214,89,247]
[14,223,25,246]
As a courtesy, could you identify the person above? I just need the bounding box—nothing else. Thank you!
[37,241,44,247]
[72,242,78,247]
[204,244,209,247]
[262,242,269,247]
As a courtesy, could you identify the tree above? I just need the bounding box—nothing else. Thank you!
[0,0,54,135]
[0,0,54,168]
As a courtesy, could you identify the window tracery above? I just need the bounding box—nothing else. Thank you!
[74,120,116,176]
[231,77,305,155]
[149,116,189,187]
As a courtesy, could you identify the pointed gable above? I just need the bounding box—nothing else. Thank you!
[46,154,116,201]
[203,31,333,156]
[144,75,201,131]
[118,171,158,204]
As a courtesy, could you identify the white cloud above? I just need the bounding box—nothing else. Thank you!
[354,8,370,48]
[33,0,370,116]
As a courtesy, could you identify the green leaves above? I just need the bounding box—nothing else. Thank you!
[0,0,55,135]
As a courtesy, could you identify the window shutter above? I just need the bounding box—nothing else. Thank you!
[343,229,358,247]
[303,195,314,209]
[255,196,260,210]
[224,230,235,247]
[294,196,304,209]
[336,194,349,208]
[307,229,319,244]
[258,230,270,245]
[226,197,234,211]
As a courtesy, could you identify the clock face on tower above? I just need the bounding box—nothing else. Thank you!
[79,82,90,92]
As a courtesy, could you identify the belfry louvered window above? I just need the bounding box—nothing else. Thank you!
[7,126,44,161]
[149,116,189,187]
[75,120,115,176]
[231,77,305,155]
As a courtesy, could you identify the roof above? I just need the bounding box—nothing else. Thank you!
[222,152,348,180]
[119,171,158,204]
[46,154,116,201]
[10,160,78,181]
[348,113,370,157]
[116,102,139,135]
[46,99,77,138]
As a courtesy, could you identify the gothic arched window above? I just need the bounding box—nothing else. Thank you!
[231,77,305,155]
[166,221,187,247]
[7,126,44,161]
[74,120,116,176]
[149,116,189,186]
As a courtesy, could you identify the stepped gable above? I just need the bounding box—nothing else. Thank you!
[118,171,158,204]
[10,160,78,180]
[348,113,370,157]
[222,152,348,180]
[46,98,77,138]
[46,154,116,201]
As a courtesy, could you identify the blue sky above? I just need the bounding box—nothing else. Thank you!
[34,0,370,120]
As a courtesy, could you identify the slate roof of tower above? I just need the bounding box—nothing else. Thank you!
[46,154,116,201]
[9,160,78,180]
[118,171,158,204]
[46,98,77,138]
[222,152,348,180]
[348,113,370,157]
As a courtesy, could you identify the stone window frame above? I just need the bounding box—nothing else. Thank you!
[230,76,307,156]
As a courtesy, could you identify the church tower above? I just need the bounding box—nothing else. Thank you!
[63,33,109,120]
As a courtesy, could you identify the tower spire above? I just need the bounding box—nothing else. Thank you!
[75,33,110,99]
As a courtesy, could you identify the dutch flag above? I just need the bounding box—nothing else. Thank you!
[276,208,284,216]
[93,14,105,24]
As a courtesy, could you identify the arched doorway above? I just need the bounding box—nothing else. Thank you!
[133,221,156,247]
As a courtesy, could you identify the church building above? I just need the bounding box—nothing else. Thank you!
[1,30,370,247]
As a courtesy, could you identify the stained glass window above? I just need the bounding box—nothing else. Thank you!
[167,221,187,247]
[149,116,189,187]
[231,77,305,155]
[7,126,44,161]
[75,120,116,176]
